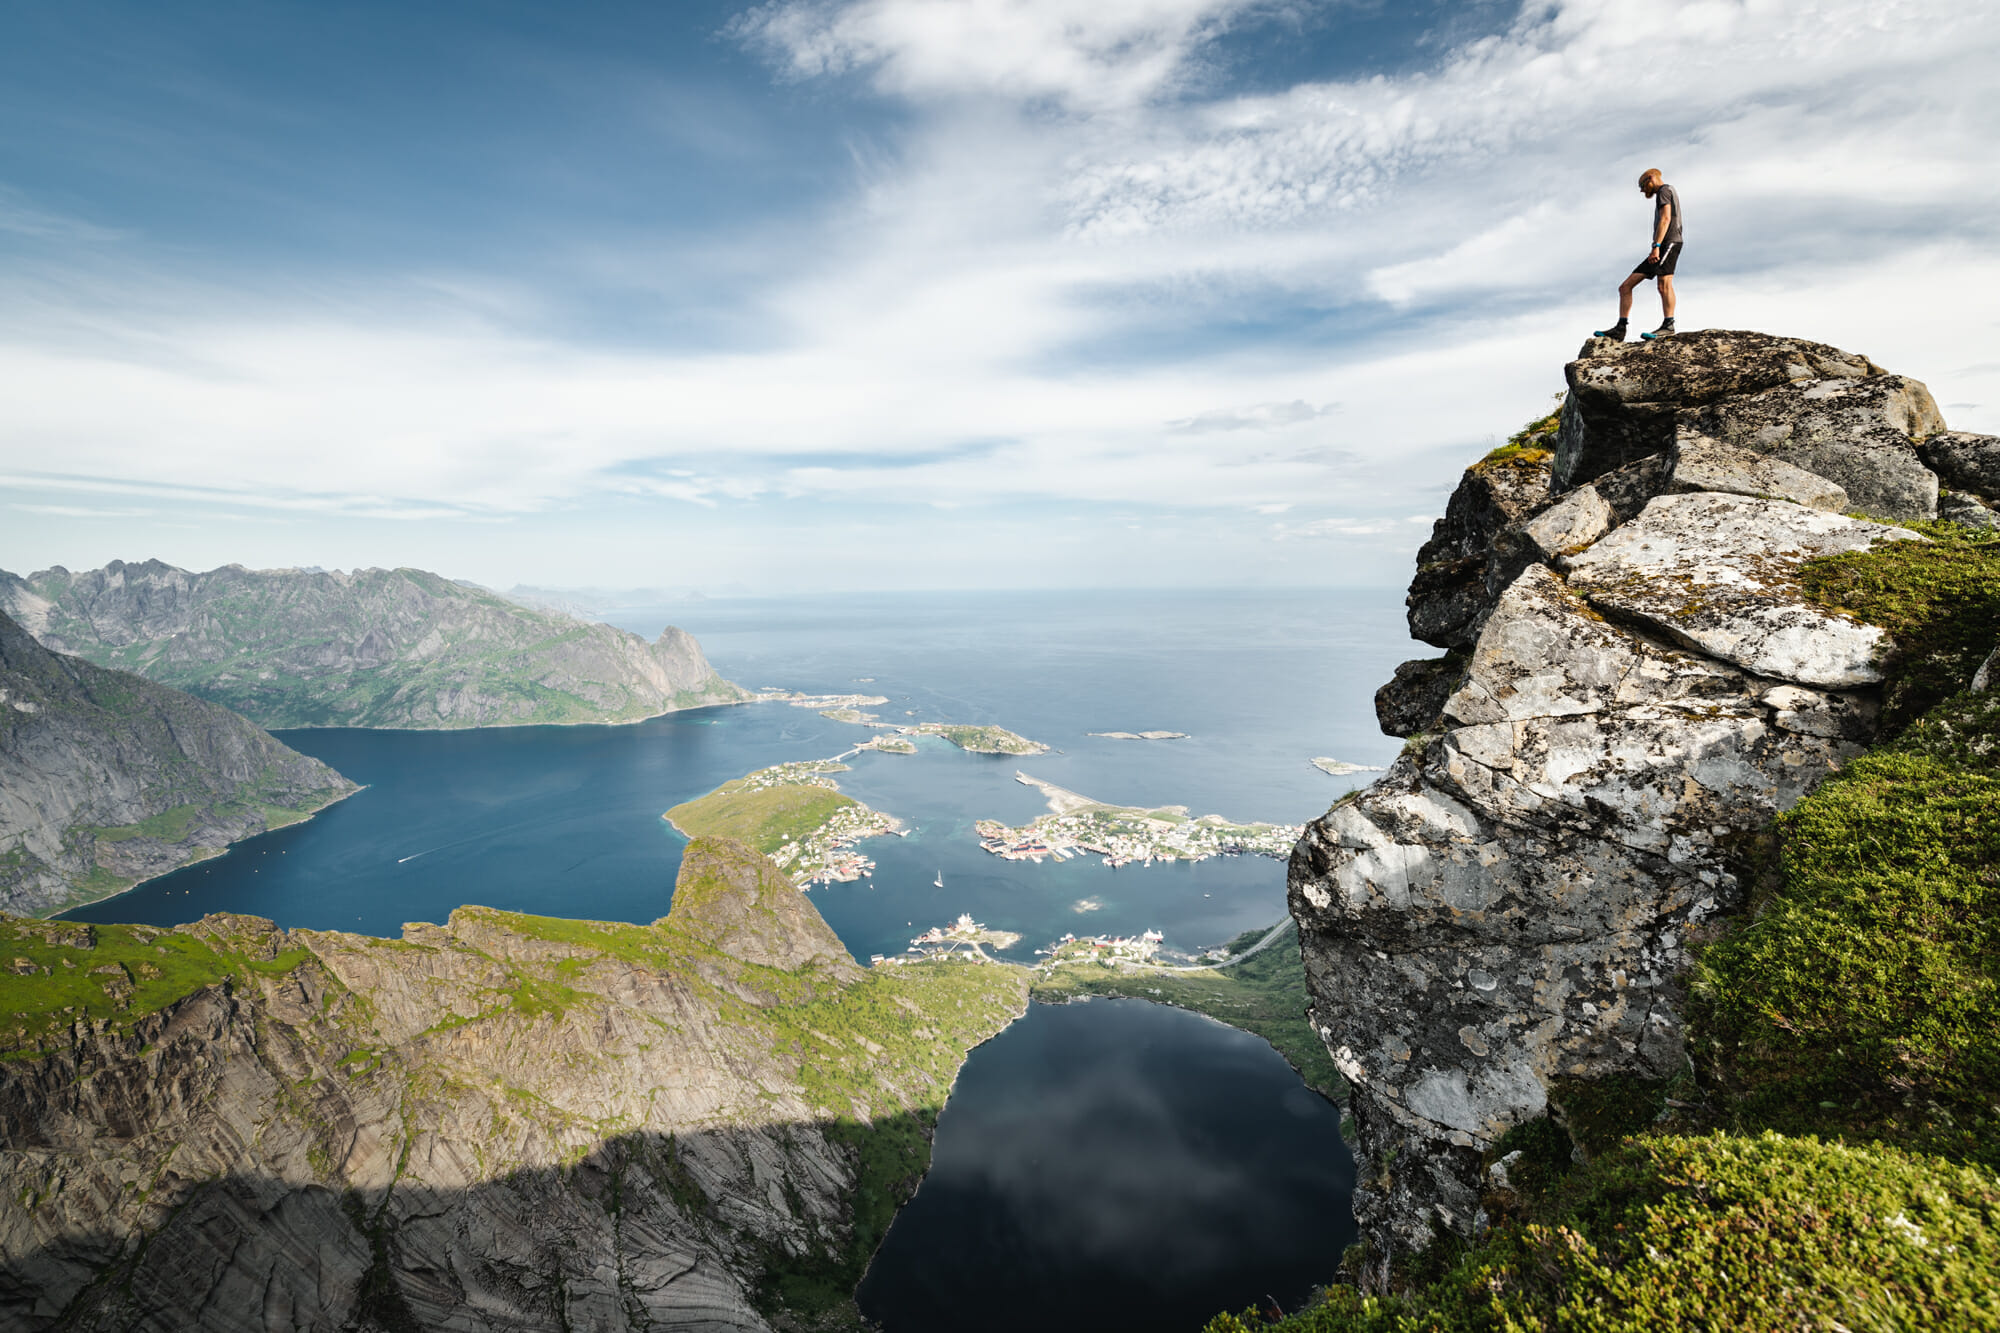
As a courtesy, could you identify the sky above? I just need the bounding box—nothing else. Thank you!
[2,0,1998,594]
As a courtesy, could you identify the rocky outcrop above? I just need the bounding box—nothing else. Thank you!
[0,561,750,730]
[0,609,355,917]
[0,841,1029,1331]
[1296,330,1967,1285]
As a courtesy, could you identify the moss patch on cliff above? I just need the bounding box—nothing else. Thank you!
[1692,739,2000,1167]
[0,915,309,1054]
[1207,1133,2000,1333]
[1796,522,2000,730]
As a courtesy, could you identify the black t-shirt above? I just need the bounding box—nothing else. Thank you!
[1653,184,1683,244]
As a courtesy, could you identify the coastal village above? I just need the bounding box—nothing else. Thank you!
[976,772,1301,868]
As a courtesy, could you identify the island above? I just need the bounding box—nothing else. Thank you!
[663,759,901,888]
[887,913,1024,963]
[1311,756,1386,776]
[975,772,1301,867]
[904,722,1048,754]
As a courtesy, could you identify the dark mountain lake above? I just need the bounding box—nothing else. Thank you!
[63,587,1404,1331]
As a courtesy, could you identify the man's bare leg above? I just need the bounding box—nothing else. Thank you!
[1618,272,1643,320]
[1658,274,1676,319]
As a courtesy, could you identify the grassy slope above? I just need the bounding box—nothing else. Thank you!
[1030,921,1343,1101]
[664,782,858,857]
[1204,492,2000,1332]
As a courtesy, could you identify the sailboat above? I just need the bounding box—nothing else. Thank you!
[933,870,945,888]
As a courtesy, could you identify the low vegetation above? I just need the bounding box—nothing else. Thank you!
[666,781,857,857]
[0,916,310,1054]
[1211,500,2000,1331]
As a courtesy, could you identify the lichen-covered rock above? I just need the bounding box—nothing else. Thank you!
[1374,655,1466,738]
[1292,562,1870,1269]
[1683,374,1944,521]
[1555,330,1882,489]
[1292,330,1937,1285]
[1514,485,1612,560]
[1406,452,1557,649]
[1562,493,1921,687]
[1918,431,2000,501]
[1668,434,1848,510]
[1940,491,2000,532]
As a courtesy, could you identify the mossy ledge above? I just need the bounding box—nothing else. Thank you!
[0,836,1027,1331]
[1274,333,2000,1331]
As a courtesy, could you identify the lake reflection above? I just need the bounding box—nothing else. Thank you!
[859,998,1355,1332]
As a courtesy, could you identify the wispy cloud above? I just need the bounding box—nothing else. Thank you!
[2,0,1997,588]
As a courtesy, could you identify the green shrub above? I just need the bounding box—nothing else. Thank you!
[1205,1134,2000,1333]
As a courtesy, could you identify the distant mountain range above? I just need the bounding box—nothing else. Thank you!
[0,560,750,730]
[0,608,356,916]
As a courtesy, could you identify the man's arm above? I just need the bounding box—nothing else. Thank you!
[1652,201,1673,250]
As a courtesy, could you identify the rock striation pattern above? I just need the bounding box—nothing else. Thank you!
[0,838,1029,1331]
[1292,331,1996,1285]
[0,560,749,730]
[0,609,355,916]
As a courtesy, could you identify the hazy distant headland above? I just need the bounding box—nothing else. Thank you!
[0,559,749,730]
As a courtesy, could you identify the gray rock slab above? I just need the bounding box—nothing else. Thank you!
[1517,485,1613,559]
[1555,330,1882,488]
[1684,375,1944,521]
[1919,431,2000,500]
[1374,654,1465,738]
[1563,493,1922,687]
[1669,433,1847,510]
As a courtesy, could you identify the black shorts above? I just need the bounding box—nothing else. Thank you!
[1633,242,1682,278]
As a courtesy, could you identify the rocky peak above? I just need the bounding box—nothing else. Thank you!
[665,836,864,984]
[1297,331,1998,1287]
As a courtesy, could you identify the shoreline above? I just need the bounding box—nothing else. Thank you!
[45,781,366,923]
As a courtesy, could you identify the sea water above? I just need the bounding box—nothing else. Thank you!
[63,586,1410,1329]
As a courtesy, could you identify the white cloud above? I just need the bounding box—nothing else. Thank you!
[4,0,1998,588]
[731,0,1260,112]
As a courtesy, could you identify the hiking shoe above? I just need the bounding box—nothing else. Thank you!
[1592,322,1627,340]
[1640,321,1676,341]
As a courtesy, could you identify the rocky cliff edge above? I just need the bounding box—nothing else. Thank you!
[1289,330,2000,1281]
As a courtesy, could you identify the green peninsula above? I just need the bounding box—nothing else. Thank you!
[665,760,901,886]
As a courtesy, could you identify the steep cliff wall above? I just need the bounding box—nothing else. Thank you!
[0,838,1029,1331]
[0,560,749,730]
[0,609,356,917]
[1290,330,2000,1281]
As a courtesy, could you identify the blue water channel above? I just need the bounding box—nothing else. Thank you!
[62,587,1404,1329]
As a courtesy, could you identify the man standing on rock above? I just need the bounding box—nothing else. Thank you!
[1595,168,1682,342]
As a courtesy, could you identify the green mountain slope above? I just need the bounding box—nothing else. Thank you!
[0,837,1029,1331]
[0,559,749,729]
[0,607,356,917]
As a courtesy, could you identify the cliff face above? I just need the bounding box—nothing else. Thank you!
[1291,330,2000,1281]
[0,609,356,917]
[0,838,1029,1331]
[0,561,749,730]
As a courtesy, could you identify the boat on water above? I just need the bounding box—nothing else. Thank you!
[933,870,945,888]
